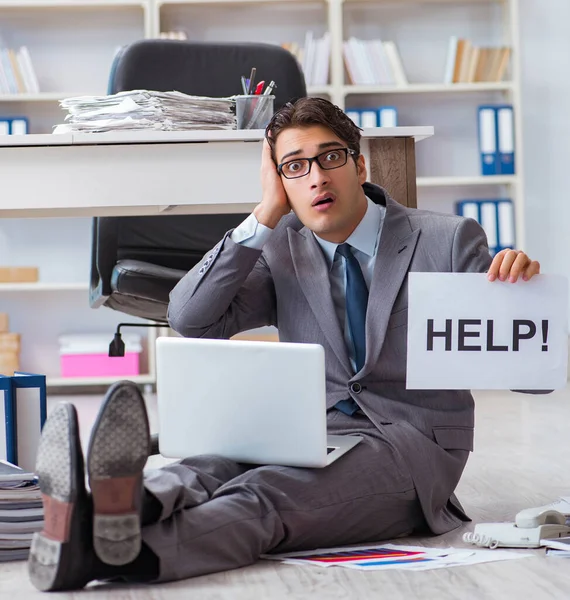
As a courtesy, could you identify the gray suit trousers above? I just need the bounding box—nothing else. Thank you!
[141,410,426,583]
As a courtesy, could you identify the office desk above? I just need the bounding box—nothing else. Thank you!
[0,127,433,218]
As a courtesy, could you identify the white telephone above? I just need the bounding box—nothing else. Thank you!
[463,498,570,549]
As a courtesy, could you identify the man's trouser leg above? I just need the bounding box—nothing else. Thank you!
[142,411,425,583]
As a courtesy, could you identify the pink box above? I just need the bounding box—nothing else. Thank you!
[59,334,143,378]
[60,352,140,378]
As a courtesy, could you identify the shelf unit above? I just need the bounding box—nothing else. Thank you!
[0,282,88,292]
[149,0,524,242]
[0,0,525,391]
[0,279,162,389]
[417,175,518,188]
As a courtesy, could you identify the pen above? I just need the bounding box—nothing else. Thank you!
[263,80,276,96]
[241,76,248,95]
[247,67,256,94]
[254,81,265,95]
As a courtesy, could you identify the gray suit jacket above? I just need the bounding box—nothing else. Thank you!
[168,182,493,534]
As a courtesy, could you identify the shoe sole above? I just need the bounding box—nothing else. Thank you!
[87,381,150,566]
[28,403,81,592]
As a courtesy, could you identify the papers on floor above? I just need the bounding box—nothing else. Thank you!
[54,90,237,134]
[263,543,532,571]
[0,460,43,562]
[543,537,570,558]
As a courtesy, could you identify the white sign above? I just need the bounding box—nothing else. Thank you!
[406,273,568,390]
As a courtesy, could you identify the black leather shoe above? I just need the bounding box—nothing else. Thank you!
[28,403,94,591]
[87,380,151,566]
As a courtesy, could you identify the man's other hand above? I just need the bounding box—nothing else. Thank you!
[487,249,541,283]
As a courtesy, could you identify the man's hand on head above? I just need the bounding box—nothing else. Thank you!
[487,249,540,283]
[254,137,292,230]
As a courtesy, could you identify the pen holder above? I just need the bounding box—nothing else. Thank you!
[236,95,275,130]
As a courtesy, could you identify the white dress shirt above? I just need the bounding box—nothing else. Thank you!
[230,197,386,372]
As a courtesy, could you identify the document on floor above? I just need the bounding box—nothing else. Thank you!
[262,543,533,571]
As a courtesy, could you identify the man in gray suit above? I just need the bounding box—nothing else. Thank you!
[29,98,541,591]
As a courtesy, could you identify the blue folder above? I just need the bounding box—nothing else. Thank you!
[0,374,16,464]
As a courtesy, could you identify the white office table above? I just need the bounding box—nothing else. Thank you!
[0,127,433,218]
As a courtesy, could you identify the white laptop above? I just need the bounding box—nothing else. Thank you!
[155,337,362,468]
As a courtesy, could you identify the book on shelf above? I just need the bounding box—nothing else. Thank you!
[0,47,40,95]
[342,37,408,87]
[282,31,330,87]
[444,37,511,84]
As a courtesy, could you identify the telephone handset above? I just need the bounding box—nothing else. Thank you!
[463,504,570,549]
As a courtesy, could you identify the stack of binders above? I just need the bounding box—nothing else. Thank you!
[478,104,515,175]
[456,198,515,256]
[345,106,398,128]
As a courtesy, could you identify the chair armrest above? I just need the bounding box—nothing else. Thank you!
[111,259,187,304]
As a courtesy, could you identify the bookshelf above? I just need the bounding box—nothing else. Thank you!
[0,0,525,390]
[152,0,523,239]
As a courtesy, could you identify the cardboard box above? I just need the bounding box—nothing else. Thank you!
[0,333,20,353]
[0,267,39,283]
[0,351,19,375]
[0,313,7,333]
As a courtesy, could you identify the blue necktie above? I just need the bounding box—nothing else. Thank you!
[334,243,369,416]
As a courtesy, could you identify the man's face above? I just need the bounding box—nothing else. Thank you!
[274,125,368,243]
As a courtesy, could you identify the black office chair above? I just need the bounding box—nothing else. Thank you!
[90,39,307,322]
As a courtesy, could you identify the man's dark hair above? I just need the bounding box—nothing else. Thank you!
[265,97,362,163]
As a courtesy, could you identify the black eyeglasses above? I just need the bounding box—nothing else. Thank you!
[277,147,357,179]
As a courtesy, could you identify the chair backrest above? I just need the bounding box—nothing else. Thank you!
[109,39,307,108]
[91,40,307,317]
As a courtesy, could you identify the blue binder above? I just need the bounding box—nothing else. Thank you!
[0,375,16,464]
[378,106,398,127]
[496,105,515,175]
[11,372,47,471]
[477,106,499,175]
[0,117,29,135]
[10,117,29,135]
[456,199,515,256]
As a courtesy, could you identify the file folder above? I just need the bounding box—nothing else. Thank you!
[497,105,515,175]
[478,106,498,175]
[497,199,515,249]
[10,118,29,135]
[12,372,46,472]
[378,106,398,127]
[0,119,9,135]
[360,109,378,128]
[0,375,16,463]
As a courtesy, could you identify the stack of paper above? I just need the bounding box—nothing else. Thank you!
[54,90,237,134]
[0,460,43,562]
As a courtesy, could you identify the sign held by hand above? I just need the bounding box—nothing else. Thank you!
[406,273,568,390]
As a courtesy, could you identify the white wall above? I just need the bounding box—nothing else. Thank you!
[519,0,570,313]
